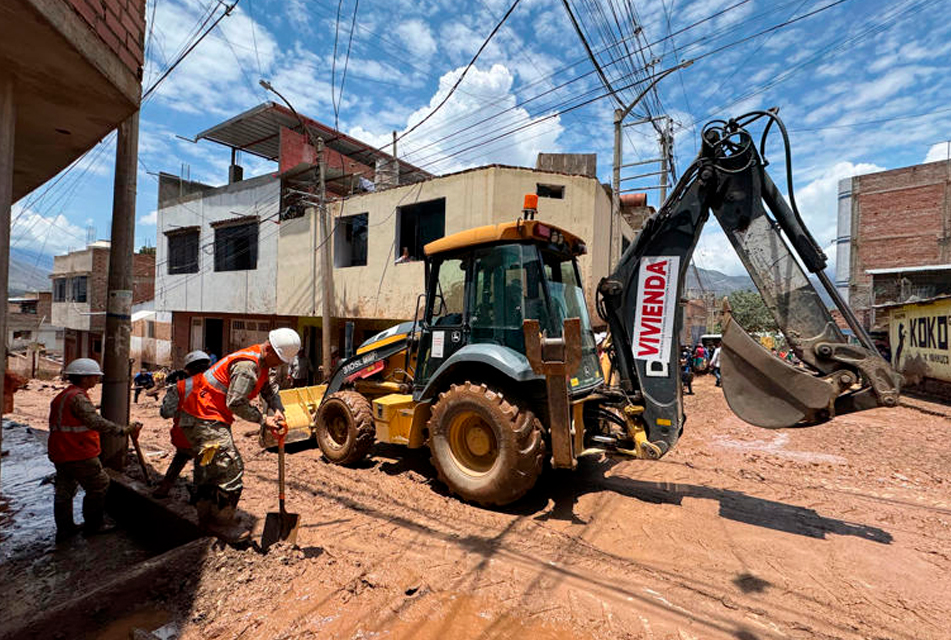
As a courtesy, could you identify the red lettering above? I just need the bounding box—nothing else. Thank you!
[644,275,665,289]
[646,260,668,275]
[643,304,663,317]
[643,290,664,304]
[638,342,659,357]
[640,317,661,336]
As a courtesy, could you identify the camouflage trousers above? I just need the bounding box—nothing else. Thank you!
[180,421,243,508]
[54,456,110,532]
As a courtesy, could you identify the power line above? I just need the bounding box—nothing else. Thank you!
[143,1,238,101]
[394,0,523,145]
[337,0,360,132]
[561,0,624,108]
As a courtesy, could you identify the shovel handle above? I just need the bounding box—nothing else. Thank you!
[130,429,152,485]
[277,430,286,507]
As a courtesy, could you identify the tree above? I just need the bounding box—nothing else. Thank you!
[727,289,777,333]
[138,245,155,256]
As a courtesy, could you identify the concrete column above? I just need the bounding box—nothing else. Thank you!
[100,111,140,469]
[0,71,14,483]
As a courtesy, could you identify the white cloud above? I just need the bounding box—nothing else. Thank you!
[924,142,951,163]
[394,19,437,62]
[795,161,885,245]
[145,0,278,115]
[352,64,563,174]
[11,206,88,255]
[694,161,886,276]
[138,210,158,225]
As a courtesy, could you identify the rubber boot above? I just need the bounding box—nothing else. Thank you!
[196,500,249,545]
[154,452,190,498]
[81,489,114,537]
[54,500,82,544]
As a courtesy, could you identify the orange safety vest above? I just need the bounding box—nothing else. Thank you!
[169,377,196,450]
[48,385,101,463]
[180,344,269,425]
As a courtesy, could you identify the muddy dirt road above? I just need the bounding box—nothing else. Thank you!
[7,376,951,639]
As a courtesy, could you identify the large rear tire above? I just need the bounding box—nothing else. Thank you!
[429,382,544,506]
[316,391,375,465]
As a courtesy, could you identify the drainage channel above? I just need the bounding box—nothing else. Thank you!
[0,419,210,640]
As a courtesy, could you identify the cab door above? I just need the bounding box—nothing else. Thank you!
[415,254,470,388]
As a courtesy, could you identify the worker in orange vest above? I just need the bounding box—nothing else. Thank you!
[178,328,301,542]
[154,350,212,499]
[49,358,142,543]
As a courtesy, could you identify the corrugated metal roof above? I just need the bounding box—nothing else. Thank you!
[866,264,951,275]
[195,102,431,182]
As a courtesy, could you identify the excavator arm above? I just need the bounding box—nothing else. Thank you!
[597,111,901,458]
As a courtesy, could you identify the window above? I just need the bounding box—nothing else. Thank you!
[167,228,200,274]
[397,198,445,262]
[537,183,565,199]
[53,278,67,302]
[71,276,88,303]
[429,257,466,327]
[334,213,368,268]
[214,221,258,271]
[13,330,31,340]
[147,321,155,338]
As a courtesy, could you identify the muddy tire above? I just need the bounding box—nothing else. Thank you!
[316,391,375,465]
[429,382,545,506]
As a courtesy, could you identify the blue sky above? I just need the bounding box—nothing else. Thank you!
[11,0,951,276]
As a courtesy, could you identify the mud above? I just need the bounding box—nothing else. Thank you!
[4,376,951,639]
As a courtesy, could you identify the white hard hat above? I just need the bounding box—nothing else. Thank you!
[63,358,104,376]
[268,328,301,363]
[184,350,211,368]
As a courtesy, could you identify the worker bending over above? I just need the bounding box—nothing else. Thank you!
[49,358,142,543]
[179,328,301,542]
[154,350,212,499]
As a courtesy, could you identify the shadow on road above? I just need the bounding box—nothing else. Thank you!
[514,458,894,544]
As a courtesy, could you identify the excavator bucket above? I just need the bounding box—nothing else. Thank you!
[719,318,838,428]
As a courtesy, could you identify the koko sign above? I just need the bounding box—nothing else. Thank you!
[889,298,951,384]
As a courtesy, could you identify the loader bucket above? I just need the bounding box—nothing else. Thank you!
[719,318,837,428]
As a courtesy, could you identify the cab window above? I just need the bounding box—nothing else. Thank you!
[429,257,466,326]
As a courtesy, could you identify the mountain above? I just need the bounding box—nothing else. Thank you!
[686,266,834,308]
[686,267,753,295]
[8,247,54,295]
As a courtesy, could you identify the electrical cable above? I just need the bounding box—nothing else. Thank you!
[393,0,522,145]
[337,0,360,132]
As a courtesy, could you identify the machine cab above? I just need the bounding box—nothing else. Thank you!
[414,218,602,396]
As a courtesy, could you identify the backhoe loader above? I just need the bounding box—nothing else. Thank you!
[276,110,902,506]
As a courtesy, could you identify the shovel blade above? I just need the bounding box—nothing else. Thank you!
[720,317,837,428]
[261,511,301,551]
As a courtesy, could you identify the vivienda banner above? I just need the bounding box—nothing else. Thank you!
[632,255,680,378]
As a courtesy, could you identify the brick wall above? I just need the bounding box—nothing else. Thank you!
[849,160,951,328]
[133,252,155,304]
[90,247,110,314]
[65,0,146,80]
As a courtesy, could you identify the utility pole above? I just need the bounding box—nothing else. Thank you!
[317,138,334,381]
[610,61,692,269]
[610,108,622,271]
[0,71,15,483]
[100,111,140,470]
[659,119,671,203]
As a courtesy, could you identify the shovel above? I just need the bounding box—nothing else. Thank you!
[130,426,153,485]
[261,426,300,551]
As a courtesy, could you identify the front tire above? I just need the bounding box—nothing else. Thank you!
[316,391,375,465]
[429,382,544,506]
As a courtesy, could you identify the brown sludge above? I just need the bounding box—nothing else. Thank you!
[6,374,951,639]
